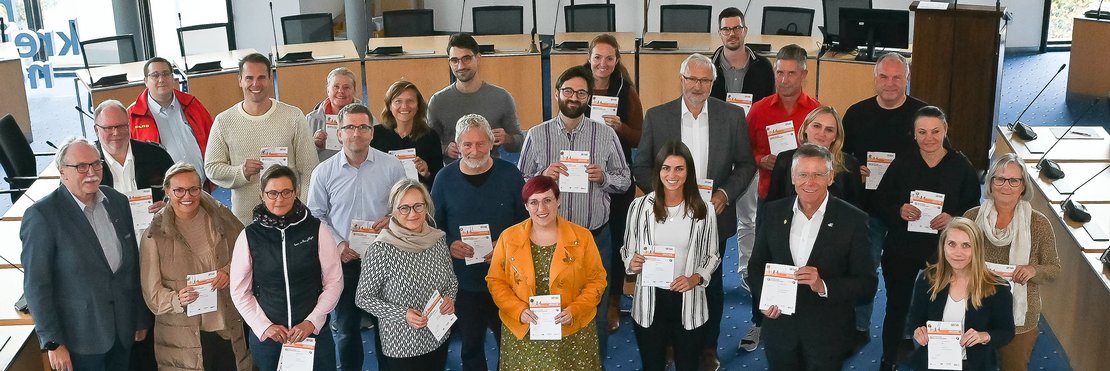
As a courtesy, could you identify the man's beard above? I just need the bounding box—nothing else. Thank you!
[462,155,489,169]
[559,100,585,118]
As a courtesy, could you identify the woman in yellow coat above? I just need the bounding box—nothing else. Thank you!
[487,175,608,370]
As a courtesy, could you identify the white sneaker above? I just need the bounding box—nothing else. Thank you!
[739,325,761,352]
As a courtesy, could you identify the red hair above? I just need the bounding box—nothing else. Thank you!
[522,175,559,203]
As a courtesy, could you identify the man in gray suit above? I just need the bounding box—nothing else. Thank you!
[21,138,149,371]
[633,53,756,370]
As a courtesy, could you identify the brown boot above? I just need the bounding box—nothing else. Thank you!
[700,349,720,371]
[606,294,620,332]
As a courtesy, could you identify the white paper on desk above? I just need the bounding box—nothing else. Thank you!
[558,150,590,194]
[759,263,798,315]
[460,224,494,265]
[908,190,945,234]
[423,290,457,341]
[641,245,676,289]
[348,219,378,257]
[1050,127,1102,140]
[865,152,896,190]
[186,271,218,317]
[698,179,714,205]
[590,95,619,120]
[926,321,963,370]
[726,93,753,113]
[277,337,315,371]
[766,120,798,155]
[389,148,420,180]
[324,114,342,151]
[127,189,154,231]
[917,1,951,10]
[260,147,289,171]
[529,294,562,340]
[986,262,1018,286]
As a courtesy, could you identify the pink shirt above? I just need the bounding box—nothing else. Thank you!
[230,224,343,340]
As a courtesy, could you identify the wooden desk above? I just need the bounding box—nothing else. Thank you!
[637,33,821,113]
[994,125,1110,162]
[549,32,638,101]
[0,325,43,371]
[0,178,57,221]
[366,36,451,120]
[816,49,912,115]
[1067,17,1110,96]
[272,40,363,115]
[0,43,31,138]
[0,221,23,268]
[76,61,148,107]
[473,35,543,128]
[1052,204,1110,253]
[0,268,31,326]
[179,49,258,115]
[1024,162,1110,204]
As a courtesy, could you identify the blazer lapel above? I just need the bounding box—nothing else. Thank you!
[54,187,114,273]
[774,206,797,265]
[104,193,136,274]
[808,200,839,266]
[548,220,580,290]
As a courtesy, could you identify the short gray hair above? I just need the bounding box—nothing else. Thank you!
[775,44,808,71]
[55,136,97,169]
[874,52,910,76]
[326,67,357,88]
[454,114,495,144]
[791,143,833,174]
[93,99,127,123]
[679,53,717,81]
[388,178,435,222]
[985,153,1033,202]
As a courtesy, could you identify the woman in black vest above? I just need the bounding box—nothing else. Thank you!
[230,165,344,371]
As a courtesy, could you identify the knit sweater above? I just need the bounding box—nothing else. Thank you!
[205,99,319,224]
[964,207,1061,334]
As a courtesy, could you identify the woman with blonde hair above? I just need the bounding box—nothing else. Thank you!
[766,105,863,208]
[908,217,1015,370]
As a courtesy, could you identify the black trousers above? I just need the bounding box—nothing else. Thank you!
[608,185,636,298]
[702,235,730,350]
[880,254,926,362]
[385,341,449,370]
[129,322,156,371]
[633,288,706,371]
[455,289,502,371]
[763,322,846,371]
[200,330,237,371]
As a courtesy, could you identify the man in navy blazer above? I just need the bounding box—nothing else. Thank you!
[21,138,149,371]
[633,53,757,369]
[746,144,877,370]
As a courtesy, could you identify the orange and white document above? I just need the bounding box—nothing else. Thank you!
[726,93,753,113]
[460,224,493,265]
[759,263,799,315]
[323,114,342,151]
[641,245,677,289]
[389,148,420,180]
[558,150,590,194]
[908,190,945,234]
[348,219,378,257]
[926,321,963,370]
[126,188,154,232]
[986,262,1017,285]
[529,294,562,340]
[590,95,619,119]
[260,147,288,171]
[277,337,315,370]
[766,120,799,155]
[423,290,457,341]
[698,179,714,205]
[865,151,896,190]
[186,270,218,317]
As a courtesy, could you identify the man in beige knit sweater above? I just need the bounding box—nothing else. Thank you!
[204,53,319,224]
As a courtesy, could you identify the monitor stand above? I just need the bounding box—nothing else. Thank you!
[854,28,878,62]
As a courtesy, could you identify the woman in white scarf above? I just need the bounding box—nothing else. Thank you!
[964,153,1060,371]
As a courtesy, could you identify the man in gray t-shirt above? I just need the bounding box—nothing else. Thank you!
[428,33,523,161]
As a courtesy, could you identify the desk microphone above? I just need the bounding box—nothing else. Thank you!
[459,0,467,33]
[269,2,282,63]
[528,0,540,53]
[74,105,94,120]
[178,13,191,73]
[1060,164,1110,223]
[1035,97,1100,180]
[551,0,564,37]
[1010,63,1066,141]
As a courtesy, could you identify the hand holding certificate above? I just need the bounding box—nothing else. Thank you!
[460,224,494,265]
[186,271,218,317]
[423,290,457,341]
[908,190,945,234]
[766,120,799,155]
[697,179,714,205]
[759,263,798,316]
[277,337,315,371]
[558,150,590,194]
[126,189,154,232]
[323,114,342,151]
[260,147,289,172]
[389,148,420,180]
[590,95,619,120]
[926,321,963,370]
[347,219,379,257]
[529,295,562,340]
[640,245,676,289]
[865,152,895,190]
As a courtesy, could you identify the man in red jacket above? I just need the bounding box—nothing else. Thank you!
[127,57,214,182]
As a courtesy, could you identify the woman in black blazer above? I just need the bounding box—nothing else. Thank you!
[766,105,864,209]
[908,217,1014,370]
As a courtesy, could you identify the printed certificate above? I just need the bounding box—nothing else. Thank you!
[759,263,799,315]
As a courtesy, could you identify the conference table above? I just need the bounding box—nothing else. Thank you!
[0,42,31,138]
[76,61,149,108]
[178,48,259,114]
[0,177,58,221]
[272,40,364,116]
[993,124,1110,371]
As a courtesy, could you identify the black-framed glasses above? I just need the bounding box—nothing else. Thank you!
[991,176,1023,188]
[63,160,104,173]
[171,186,202,198]
[263,189,295,200]
[341,124,373,133]
[146,71,173,79]
[681,75,714,86]
[95,123,129,132]
[396,203,427,215]
[558,88,589,100]
[719,25,747,34]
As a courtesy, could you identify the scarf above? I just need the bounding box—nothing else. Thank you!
[376,216,445,254]
[974,199,1031,326]
[252,200,309,229]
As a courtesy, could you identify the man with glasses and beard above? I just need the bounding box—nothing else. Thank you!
[517,65,630,359]
[430,114,528,371]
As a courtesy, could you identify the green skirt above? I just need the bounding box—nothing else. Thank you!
[499,323,601,371]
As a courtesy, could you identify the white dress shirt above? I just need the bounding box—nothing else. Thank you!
[680,100,710,182]
[104,145,137,194]
[789,193,830,266]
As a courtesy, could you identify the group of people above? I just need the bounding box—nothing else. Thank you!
[19,7,1061,371]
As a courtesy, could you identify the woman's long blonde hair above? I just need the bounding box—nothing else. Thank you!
[924,217,1002,309]
[798,106,847,174]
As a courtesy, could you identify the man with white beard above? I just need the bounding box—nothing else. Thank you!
[430,114,528,371]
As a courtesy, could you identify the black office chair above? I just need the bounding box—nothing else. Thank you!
[177,23,234,56]
[281,13,334,44]
[564,4,615,32]
[78,34,139,66]
[660,5,712,33]
[472,6,524,35]
[761,7,816,36]
[0,114,53,202]
[383,9,436,37]
[821,0,872,42]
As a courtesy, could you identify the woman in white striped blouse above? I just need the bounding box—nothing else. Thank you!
[622,140,720,371]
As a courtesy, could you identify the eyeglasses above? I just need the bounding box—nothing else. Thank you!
[95,123,129,132]
[681,75,714,86]
[558,88,589,100]
[526,197,557,208]
[792,171,830,181]
[719,25,747,34]
[341,125,373,133]
[448,55,475,65]
[146,71,173,79]
[991,176,1023,188]
[396,203,427,215]
[263,189,295,200]
[63,160,104,174]
[171,186,202,198]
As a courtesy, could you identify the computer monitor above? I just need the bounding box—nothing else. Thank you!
[838,8,909,62]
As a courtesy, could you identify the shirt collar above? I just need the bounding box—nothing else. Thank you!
[556,115,591,133]
[339,147,382,169]
[103,144,134,169]
[146,93,178,115]
[68,187,107,212]
[792,191,830,220]
[680,98,709,119]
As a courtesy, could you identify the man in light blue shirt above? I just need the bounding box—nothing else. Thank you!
[307,103,405,371]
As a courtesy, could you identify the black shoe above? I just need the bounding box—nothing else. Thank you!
[879,358,897,371]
